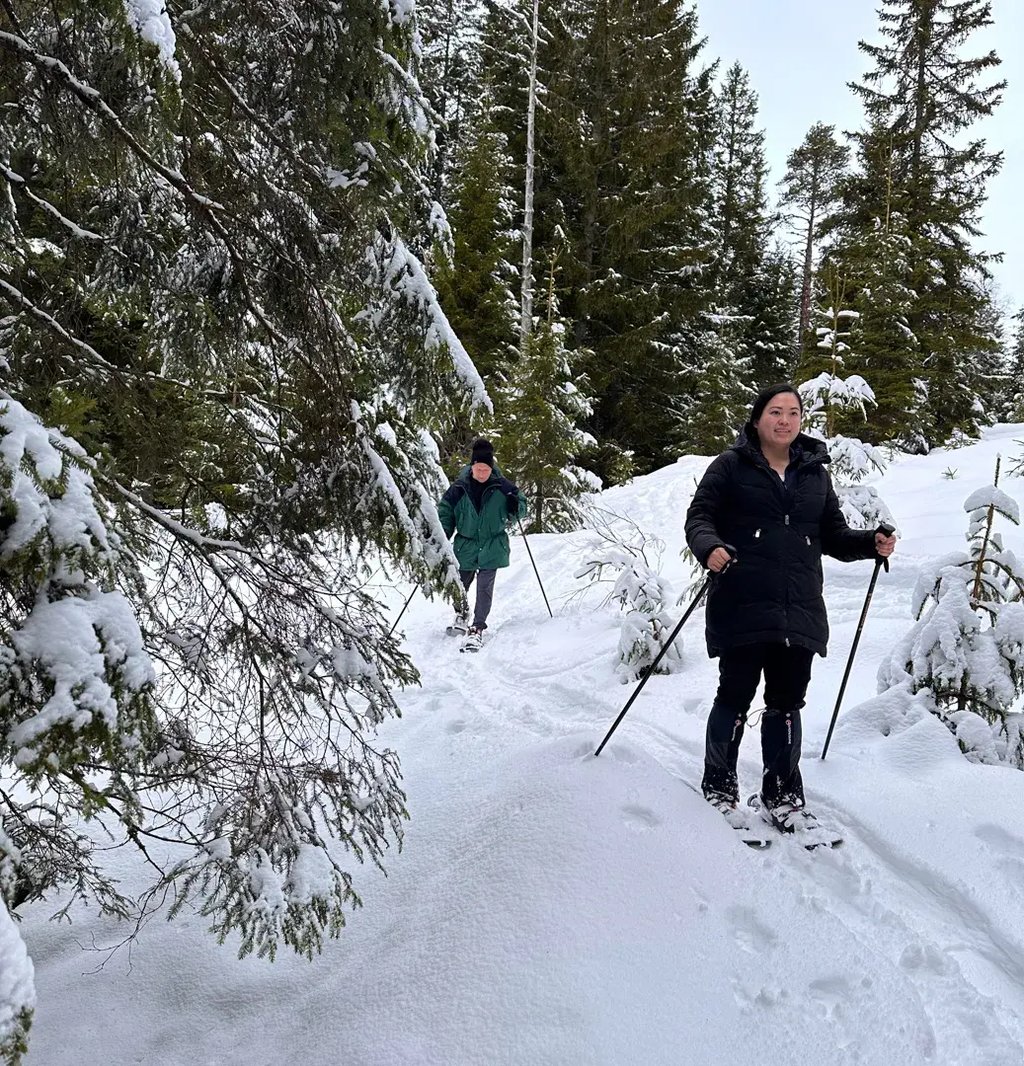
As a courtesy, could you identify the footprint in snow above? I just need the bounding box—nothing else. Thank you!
[726,905,778,955]
[973,823,1024,861]
[620,804,661,830]
[899,941,954,976]
[972,824,1024,892]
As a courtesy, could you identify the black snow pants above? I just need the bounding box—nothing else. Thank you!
[701,642,814,808]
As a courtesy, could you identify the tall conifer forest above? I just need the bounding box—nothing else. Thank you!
[0,0,1017,1058]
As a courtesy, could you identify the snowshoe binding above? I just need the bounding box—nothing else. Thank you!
[460,626,485,653]
[446,612,470,637]
[705,791,773,850]
[747,794,843,850]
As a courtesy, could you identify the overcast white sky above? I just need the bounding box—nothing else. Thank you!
[696,0,1024,321]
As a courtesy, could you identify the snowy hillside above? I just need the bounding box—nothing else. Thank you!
[22,425,1024,1066]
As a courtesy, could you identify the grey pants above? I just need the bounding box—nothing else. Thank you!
[460,568,497,630]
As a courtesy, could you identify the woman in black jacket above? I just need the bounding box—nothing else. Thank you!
[684,383,896,831]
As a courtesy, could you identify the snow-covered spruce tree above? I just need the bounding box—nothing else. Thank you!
[836,0,1005,447]
[417,0,484,201]
[492,268,599,533]
[819,126,924,449]
[575,511,682,681]
[800,369,893,530]
[433,92,519,391]
[797,277,893,530]
[706,63,794,390]
[0,0,487,1047]
[1004,308,1024,422]
[879,460,1024,768]
[0,395,158,1060]
[534,0,719,480]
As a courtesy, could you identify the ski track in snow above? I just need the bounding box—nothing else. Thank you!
[21,424,1024,1066]
[394,428,1024,1065]
[404,644,1024,1057]
[601,714,1024,1063]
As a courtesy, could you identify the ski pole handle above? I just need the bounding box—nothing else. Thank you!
[707,543,737,574]
[874,522,896,573]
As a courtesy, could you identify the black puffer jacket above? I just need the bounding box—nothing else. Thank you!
[684,430,878,657]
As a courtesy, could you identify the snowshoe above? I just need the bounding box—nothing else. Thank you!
[705,791,773,850]
[445,612,469,637]
[747,794,843,850]
[460,626,485,653]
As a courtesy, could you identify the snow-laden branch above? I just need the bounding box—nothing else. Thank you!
[0,30,281,341]
[0,275,124,380]
[375,233,490,414]
[0,275,229,400]
[122,0,180,80]
[0,164,104,241]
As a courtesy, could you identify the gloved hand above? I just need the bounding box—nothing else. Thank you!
[496,477,518,497]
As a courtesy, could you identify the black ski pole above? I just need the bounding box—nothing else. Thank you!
[518,518,553,618]
[821,522,896,760]
[595,550,735,758]
[387,586,418,637]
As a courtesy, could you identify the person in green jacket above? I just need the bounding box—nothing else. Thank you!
[438,438,528,647]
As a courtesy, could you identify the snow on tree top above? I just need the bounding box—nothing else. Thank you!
[963,486,1020,524]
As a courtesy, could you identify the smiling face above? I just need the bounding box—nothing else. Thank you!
[754,391,802,452]
[470,462,492,482]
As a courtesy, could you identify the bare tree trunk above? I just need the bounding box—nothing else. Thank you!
[798,198,815,343]
[519,0,539,351]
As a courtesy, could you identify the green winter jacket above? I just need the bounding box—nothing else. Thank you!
[438,464,529,571]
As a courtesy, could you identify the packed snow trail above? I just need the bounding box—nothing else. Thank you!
[21,424,1024,1065]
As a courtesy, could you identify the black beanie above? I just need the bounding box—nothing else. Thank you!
[470,438,494,467]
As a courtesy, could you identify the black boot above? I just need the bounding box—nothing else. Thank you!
[701,701,746,803]
[760,706,804,808]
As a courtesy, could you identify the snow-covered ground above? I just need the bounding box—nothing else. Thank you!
[21,424,1024,1065]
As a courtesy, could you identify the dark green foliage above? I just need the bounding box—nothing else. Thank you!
[740,244,800,389]
[434,99,518,386]
[711,64,769,313]
[492,307,597,532]
[818,130,924,444]
[825,0,1006,448]
[0,0,488,1042]
[522,0,718,478]
[779,123,850,346]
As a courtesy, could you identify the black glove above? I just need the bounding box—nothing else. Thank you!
[496,477,518,497]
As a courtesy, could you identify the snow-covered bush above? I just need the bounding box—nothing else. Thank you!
[575,511,683,681]
[0,896,33,1065]
[799,370,893,529]
[878,461,1024,768]
[0,395,159,1062]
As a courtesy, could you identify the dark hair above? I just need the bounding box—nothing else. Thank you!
[749,383,803,425]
